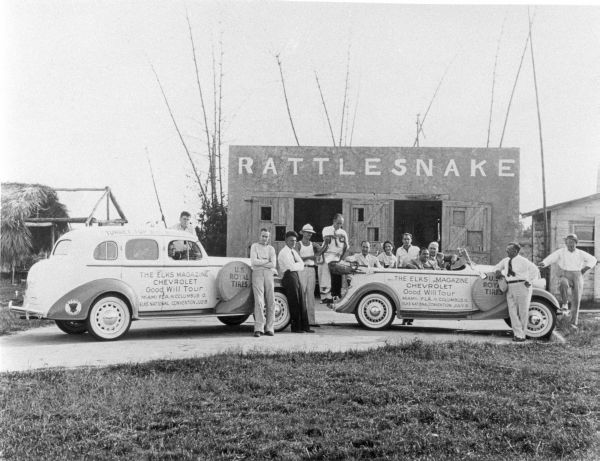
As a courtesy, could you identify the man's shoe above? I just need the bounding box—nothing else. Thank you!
[291,329,305,333]
[512,337,526,342]
[264,331,274,336]
[304,329,315,333]
[253,331,262,338]
[321,298,333,304]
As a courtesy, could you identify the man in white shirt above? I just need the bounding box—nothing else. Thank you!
[318,213,349,303]
[494,242,540,342]
[538,233,597,328]
[278,231,313,333]
[250,228,278,337]
[396,233,420,268]
[355,241,382,268]
[170,211,194,233]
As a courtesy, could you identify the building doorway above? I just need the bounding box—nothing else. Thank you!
[294,198,343,242]
[394,200,442,249]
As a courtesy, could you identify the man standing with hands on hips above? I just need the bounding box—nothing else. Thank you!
[250,228,278,338]
[494,242,539,342]
[538,233,597,329]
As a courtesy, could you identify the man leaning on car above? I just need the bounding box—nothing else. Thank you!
[494,242,539,343]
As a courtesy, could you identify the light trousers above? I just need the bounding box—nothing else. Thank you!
[298,265,316,324]
[559,270,584,326]
[507,283,532,339]
[252,268,275,333]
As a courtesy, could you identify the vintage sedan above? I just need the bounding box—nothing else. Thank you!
[330,260,559,339]
[9,227,291,340]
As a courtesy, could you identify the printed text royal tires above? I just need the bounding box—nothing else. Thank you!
[273,291,291,332]
[355,292,396,330]
[525,298,556,339]
[86,296,132,341]
[55,320,87,335]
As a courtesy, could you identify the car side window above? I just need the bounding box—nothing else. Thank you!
[168,240,203,261]
[93,241,118,260]
[125,239,159,260]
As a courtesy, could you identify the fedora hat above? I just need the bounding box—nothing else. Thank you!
[300,224,316,234]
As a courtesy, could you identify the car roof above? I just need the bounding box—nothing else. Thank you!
[58,226,197,242]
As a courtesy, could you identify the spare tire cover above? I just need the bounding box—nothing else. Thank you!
[471,272,507,312]
[216,261,252,302]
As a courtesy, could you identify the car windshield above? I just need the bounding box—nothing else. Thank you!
[53,239,72,256]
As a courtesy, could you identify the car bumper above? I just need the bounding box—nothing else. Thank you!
[8,300,46,320]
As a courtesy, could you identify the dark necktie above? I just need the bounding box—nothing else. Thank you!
[508,258,515,277]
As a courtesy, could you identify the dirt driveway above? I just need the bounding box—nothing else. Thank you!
[0,303,528,373]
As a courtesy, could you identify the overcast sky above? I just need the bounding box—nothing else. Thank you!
[2,1,599,227]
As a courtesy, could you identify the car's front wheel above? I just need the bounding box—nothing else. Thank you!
[355,292,396,330]
[86,296,132,341]
[217,315,250,326]
[55,320,87,335]
[526,299,556,339]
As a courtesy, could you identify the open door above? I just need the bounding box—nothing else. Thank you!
[442,201,492,264]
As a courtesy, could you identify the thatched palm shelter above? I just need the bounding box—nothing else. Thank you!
[1,183,127,282]
[1,183,69,282]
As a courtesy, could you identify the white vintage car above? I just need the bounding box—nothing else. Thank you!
[10,227,291,340]
[331,261,559,339]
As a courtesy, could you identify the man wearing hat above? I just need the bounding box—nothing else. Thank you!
[296,224,322,327]
[494,242,540,342]
[538,233,597,328]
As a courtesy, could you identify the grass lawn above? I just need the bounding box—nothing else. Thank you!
[1,317,599,460]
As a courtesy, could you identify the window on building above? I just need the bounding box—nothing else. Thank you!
[275,226,287,242]
[168,240,203,261]
[260,206,272,221]
[125,239,159,260]
[353,207,365,222]
[93,241,118,260]
[570,221,594,255]
[367,227,380,242]
[467,231,483,252]
[453,210,466,226]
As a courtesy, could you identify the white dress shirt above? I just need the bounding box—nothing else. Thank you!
[321,226,349,263]
[278,246,305,276]
[355,253,382,268]
[542,247,597,271]
[396,245,420,267]
[494,254,539,283]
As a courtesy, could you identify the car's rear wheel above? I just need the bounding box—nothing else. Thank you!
[217,315,250,326]
[55,320,87,335]
[86,296,132,341]
[273,291,291,332]
[526,299,556,339]
[355,292,396,330]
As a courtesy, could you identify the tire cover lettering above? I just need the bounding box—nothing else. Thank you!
[471,272,507,312]
[217,261,252,301]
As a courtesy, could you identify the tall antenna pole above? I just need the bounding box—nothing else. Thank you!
[145,147,168,228]
[487,13,507,147]
[415,114,421,147]
[528,9,549,258]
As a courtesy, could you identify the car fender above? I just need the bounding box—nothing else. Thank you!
[531,288,560,309]
[47,279,139,321]
[334,282,402,314]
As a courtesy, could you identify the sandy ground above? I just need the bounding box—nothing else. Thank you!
[1,300,548,373]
